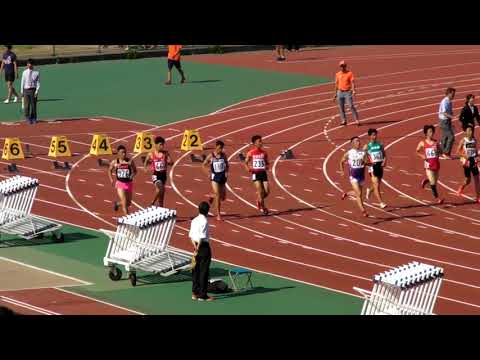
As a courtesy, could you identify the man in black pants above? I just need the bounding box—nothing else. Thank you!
[20,59,40,124]
[189,201,214,301]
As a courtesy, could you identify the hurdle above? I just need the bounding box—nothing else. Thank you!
[0,176,64,243]
[102,207,192,287]
[354,262,444,315]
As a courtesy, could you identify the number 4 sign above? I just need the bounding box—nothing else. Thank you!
[2,138,25,160]
[90,134,112,156]
[180,129,203,151]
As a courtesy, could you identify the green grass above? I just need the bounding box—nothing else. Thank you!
[0,58,325,124]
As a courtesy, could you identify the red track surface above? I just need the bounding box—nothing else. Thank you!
[0,288,140,315]
[3,46,480,314]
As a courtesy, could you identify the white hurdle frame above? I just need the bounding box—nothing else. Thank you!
[354,262,444,315]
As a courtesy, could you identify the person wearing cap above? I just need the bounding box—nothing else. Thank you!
[20,59,40,124]
[334,60,359,126]
[189,201,214,302]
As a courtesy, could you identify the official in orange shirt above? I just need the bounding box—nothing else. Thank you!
[334,60,359,126]
[165,45,186,85]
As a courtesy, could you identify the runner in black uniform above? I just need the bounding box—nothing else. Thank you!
[203,140,229,220]
[456,125,480,203]
[108,145,137,215]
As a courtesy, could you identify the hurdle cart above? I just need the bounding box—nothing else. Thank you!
[354,262,444,315]
[0,176,64,244]
[102,207,192,287]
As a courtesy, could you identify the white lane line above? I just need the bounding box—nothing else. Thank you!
[339,223,349,227]
[175,202,184,205]
[78,179,86,182]
[232,229,240,233]
[84,195,93,199]
[313,218,326,222]
[104,200,112,203]
[285,226,295,230]
[254,235,264,239]
[96,183,105,187]
[344,210,353,214]
[304,189,313,192]
[276,196,285,200]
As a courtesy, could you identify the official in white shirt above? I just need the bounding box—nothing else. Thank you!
[20,59,40,124]
[189,201,214,301]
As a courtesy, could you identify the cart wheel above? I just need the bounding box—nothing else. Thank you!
[129,273,137,287]
[54,233,65,243]
[108,267,122,281]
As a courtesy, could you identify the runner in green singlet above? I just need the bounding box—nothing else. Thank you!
[363,128,388,209]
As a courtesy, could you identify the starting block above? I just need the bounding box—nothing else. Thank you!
[238,153,246,162]
[7,163,18,173]
[53,161,71,170]
[97,158,110,167]
[280,149,294,160]
[190,154,207,163]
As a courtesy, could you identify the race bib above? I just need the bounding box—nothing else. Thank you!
[154,161,166,172]
[425,148,437,159]
[466,148,477,158]
[371,151,384,162]
[212,160,226,173]
[350,158,364,168]
[253,159,266,169]
[117,169,130,179]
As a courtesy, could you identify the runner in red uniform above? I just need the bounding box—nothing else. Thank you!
[143,136,173,207]
[108,145,137,215]
[244,135,270,215]
[455,125,480,202]
[416,125,443,204]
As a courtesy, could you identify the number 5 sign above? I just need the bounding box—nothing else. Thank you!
[48,136,72,158]
[180,130,203,151]
[2,138,25,160]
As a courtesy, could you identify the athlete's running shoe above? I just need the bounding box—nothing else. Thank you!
[421,179,429,189]
[379,203,388,209]
[436,198,444,205]
[262,208,270,216]
[362,210,369,217]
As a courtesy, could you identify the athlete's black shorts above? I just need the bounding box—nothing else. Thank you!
[152,171,167,185]
[252,171,268,182]
[368,163,384,179]
[168,59,182,70]
[211,173,227,185]
[4,72,15,82]
[464,158,479,178]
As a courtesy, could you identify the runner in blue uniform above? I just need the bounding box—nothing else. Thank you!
[203,140,229,220]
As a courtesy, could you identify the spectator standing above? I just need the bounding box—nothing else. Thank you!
[165,45,186,85]
[189,201,214,302]
[0,45,19,104]
[20,59,40,125]
[334,60,359,126]
[458,94,480,131]
[438,87,456,159]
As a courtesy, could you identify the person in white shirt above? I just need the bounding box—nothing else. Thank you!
[189,201,214,301]
[438,87,456,159]
[20,59,40,124]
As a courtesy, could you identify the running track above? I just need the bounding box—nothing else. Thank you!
[2,46,480,314]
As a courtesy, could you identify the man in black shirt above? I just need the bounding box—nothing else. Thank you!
[0,45,19,104]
